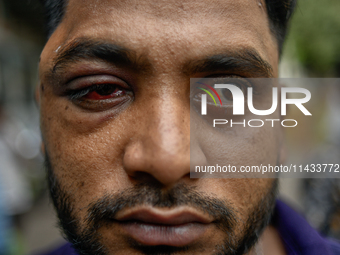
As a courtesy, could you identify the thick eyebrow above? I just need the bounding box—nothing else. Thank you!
[48,39,272,79]
[51,38,151,74]
[183,49,273,77]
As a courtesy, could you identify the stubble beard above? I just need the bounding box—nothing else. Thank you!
[45,153,278,255]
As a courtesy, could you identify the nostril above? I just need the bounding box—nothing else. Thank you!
[183,173,191,179]
[128,171,162,186]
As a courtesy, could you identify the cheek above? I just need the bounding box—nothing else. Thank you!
[40,91,133,211]
[196,124,280,175]
[200,178,274,213]
[191,114,280,220]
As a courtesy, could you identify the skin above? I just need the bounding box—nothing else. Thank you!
[38,0,285,254]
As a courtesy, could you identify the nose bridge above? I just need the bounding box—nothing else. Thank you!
[123,85,190,186]
[151,95,187,154]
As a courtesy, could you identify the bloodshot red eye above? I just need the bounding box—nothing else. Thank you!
[83,84,126,100]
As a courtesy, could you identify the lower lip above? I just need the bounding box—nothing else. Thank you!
[118,221,209,246]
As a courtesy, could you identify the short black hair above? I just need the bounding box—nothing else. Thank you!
[40,0,296,54]
[265,0,297,54]
[40,0,66,37]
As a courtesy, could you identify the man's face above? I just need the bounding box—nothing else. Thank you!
[39,0,281,254]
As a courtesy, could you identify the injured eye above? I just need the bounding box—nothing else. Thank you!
[82,84,128,100]
[65,75,134,111]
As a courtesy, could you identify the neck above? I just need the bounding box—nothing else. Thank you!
[246,225,286,255]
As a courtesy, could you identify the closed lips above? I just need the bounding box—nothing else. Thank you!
[114,207,213,246]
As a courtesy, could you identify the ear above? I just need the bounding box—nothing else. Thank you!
[41,142,46,156]
[35,82,45,156]
[276,81,287,165]
[35,83,41,107]
[278,139,287,165]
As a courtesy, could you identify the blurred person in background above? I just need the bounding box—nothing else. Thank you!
[0,101,34,255]
[0,102,12,255]
[0,2,47,253]
[280,0,340,243]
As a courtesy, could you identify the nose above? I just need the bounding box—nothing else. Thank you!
[123,92,190,187]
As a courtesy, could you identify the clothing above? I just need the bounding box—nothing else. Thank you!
[273,200,340,255]
[39,200,340,255]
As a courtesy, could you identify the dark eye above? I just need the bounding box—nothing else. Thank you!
[83,84,126,100]
[221,88,233,102]
[220,82,248,102]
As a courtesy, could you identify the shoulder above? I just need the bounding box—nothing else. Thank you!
[273,200,340,255]
[37,243,78,255]
[327,239,340,255]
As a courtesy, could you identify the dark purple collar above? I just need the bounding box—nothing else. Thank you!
[273,200,338,255]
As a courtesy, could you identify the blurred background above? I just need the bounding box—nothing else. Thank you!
[0,0,339,254]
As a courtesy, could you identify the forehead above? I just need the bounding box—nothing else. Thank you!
[43,0,278,73]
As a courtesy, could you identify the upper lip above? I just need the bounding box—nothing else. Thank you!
[114,207,213,225]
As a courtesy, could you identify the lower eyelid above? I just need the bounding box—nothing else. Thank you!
[72,94,133,112]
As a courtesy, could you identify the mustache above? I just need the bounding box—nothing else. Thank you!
[45,152,278,255]
[85,183,238,231]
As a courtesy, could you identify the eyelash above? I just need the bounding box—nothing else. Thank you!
[68,87,93,100]
[67,84,127,100]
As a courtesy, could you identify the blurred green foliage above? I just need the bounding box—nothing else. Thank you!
[283,0,340,76]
